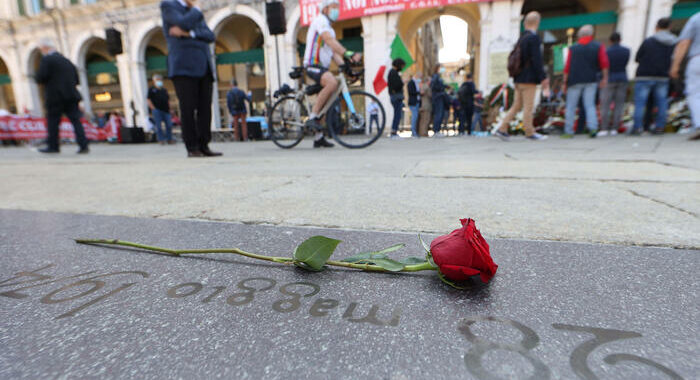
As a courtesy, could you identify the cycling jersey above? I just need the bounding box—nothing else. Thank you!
[303,14,335,69]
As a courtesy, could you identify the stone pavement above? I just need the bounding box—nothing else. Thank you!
[1,209,697,379]
[1,134,698,249]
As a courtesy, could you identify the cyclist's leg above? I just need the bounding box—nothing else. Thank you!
[312,71,338,116]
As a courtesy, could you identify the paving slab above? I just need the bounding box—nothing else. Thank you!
[1,137,699,248]
[1,209,697,379]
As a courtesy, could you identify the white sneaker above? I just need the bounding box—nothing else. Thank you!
[597,130,609,137]
[610,130,618,136]
[526,133,548,141]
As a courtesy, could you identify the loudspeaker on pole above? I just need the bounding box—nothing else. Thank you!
[266,1,287,35]
[105,28,123,56]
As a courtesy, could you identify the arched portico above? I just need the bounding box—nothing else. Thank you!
[397,4,482,86]
[0,53,17,113]
[25,47,44,116]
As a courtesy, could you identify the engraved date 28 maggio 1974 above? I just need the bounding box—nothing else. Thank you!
[0,264,686,380]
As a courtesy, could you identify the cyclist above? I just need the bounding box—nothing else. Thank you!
[303,0,362,148]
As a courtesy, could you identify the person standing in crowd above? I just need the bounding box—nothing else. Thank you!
[431,64,447,136]
[388,58,406,139]
[473,91,484,132]
[35,38,89,154]
[407,72,422,137]
[367,100,380,134]
[599,32,629,136]
[631,18,677,135]
[458,73,476,135]
[161,0,221,157]
[495,11,549,141]
[226,79,249,141]
[147,74,175,145]
[449,89,460,133]
[418,77,432,137]
[562,24,609,138]
[671,12,700,141]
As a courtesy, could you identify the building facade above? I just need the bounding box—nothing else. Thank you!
[0,0,694,130]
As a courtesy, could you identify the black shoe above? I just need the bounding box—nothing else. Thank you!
[188,150,204,157]
[201,147,223,157]
[77,147,89,154]
[313,137,334,148]
[305,118,323,131]
[38,147,59,154]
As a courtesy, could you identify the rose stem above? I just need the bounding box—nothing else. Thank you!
[74,239,437,273]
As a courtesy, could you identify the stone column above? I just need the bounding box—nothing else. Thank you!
[77,67,92,118]
[478,0,521,92]
[362,13,397,136]
[618,0,649,79]
[647,0,677,36]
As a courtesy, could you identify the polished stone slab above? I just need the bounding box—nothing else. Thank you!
[0,209,697,379]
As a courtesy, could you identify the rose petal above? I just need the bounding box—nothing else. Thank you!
[440,264,481,282]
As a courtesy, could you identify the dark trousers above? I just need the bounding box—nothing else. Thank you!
[172,74,213,152]
[432,94,445,133]
[47,101,87,151]
[458,104,474,134]
[391,96,403,134]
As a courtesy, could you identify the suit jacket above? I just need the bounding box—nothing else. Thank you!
[514,30,546,84]
[35,52,81,107]
[160,0,216,78]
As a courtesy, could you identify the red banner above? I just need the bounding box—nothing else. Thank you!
[0,116,116,141]
[300,0,486,26]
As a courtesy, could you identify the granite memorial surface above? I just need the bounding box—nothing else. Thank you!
[0,209,697,379]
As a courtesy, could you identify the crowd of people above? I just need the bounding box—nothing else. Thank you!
[388,61,486,138]
[493,11,700,141]
[27,1,699,156]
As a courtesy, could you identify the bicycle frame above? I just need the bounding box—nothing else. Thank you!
[297,72,358,120]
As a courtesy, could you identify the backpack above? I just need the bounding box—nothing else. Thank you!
[507,34,527,78]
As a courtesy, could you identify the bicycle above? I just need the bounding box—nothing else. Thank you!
[268,58,386,149]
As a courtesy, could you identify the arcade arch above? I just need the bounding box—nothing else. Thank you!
[396,3,481,87]
[26,48,44,116]
[138,27,178,118]
[213,14,267,125]
[0,56,16,113]
[78,37,122,118]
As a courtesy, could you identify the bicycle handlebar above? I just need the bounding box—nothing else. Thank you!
[340,56,364,81]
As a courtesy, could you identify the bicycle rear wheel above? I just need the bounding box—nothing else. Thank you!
[269,96,307,149]
[327,90,386,149]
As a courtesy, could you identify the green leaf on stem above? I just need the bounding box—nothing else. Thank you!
[340,243,405,263]
[398,257,428,265]
[418,234,431,255]
[419,234,438,268]
[356,257,405,272]
[293,236,342,271]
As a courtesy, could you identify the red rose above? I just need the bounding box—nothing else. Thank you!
[430,219,498,283]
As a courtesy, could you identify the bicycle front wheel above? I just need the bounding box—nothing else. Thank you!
[269,96,307,149]
[327,90,386,149]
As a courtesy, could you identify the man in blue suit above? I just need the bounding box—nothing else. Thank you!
[160,0,221,157]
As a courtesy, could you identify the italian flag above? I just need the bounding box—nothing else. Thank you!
[373,35,415,95]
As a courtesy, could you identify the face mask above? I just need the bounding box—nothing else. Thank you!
[440,67,446,74]
[328,8,339,22]
[155,80,163,87]
[415,79,421,85]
